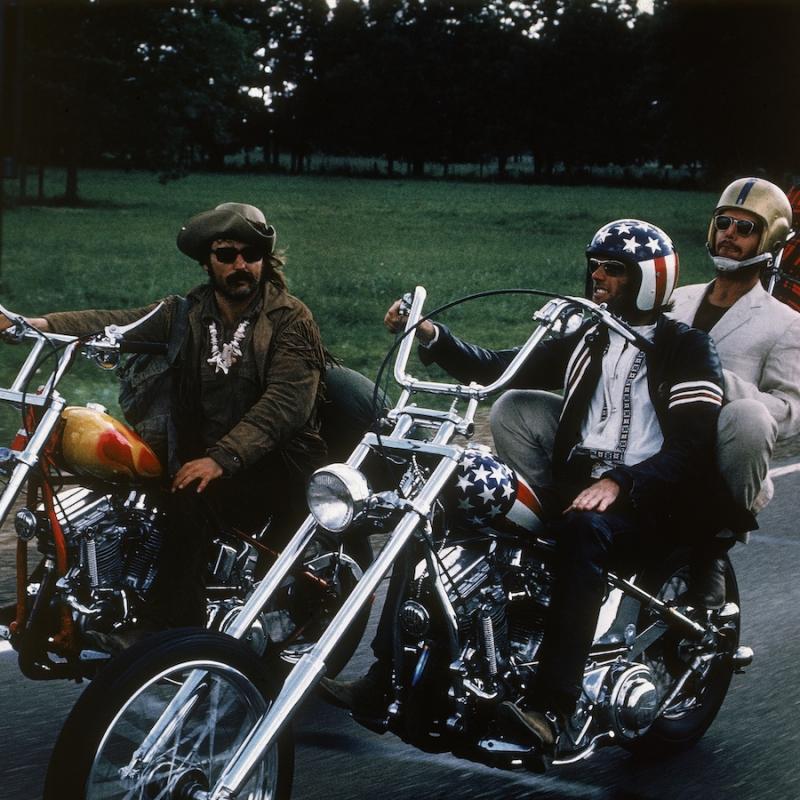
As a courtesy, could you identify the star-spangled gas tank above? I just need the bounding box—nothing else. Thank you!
[447,445,544,536]
[57,405,163,482]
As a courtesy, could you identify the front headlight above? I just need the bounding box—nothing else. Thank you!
[307,463,371,533]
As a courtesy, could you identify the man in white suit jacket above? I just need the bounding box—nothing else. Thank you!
[670,178,799,601]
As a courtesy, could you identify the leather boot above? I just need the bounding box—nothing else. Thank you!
[318,660,391,717]
[82,621,161,655]
[689,557,727,609]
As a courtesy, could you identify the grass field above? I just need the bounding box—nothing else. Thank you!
[0,169,719,440]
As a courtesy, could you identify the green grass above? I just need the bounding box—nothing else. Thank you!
[0,169,718,440]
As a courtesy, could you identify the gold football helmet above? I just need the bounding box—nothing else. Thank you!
[707,177,792,271]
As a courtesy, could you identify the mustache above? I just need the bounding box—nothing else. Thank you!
[718,239,741,253]
[225,272,256,285]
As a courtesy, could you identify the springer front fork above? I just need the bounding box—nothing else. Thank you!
[127,438,463,798]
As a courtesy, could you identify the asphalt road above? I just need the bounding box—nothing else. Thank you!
[1,458,799,800]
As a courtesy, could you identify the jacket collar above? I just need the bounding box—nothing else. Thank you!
[702,279,766,343]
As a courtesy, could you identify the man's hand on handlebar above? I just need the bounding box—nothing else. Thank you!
[0,312,50,337]
[384,299,437,345]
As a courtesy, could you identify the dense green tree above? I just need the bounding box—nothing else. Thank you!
[19,1,264,196]
[6,0,796,198]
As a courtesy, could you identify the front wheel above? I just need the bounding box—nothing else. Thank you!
[628,546,740,756]
[44,629,294,800]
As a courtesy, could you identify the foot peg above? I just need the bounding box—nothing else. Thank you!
[732,645,754,672]
[716,602,740,622]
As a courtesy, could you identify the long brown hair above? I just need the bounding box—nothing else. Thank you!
[265,250,288,291]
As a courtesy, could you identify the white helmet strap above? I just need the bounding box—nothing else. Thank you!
[711,251,772,272]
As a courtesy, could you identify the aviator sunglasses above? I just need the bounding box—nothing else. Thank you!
[588,258,627,277]
[713,215,758,237]
[211,246,265,264]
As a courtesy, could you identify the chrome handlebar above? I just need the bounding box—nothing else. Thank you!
[390,286,642,402]
[0,301,166,397]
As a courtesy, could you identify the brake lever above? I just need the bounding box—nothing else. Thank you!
[398,292,414,318]
[590,302,653,351]
[102,302,164,343]
[0,306,35,344]
[0,323,26,345]
[535,295,652,351]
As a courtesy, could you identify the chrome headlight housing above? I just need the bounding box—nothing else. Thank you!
[307,464,371,533]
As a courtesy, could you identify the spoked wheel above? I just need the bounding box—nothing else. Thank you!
[629,546,740,756]
[44,630,294,800]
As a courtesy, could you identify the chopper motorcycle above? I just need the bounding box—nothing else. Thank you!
[44,287,753,799]
[0,303,371,682]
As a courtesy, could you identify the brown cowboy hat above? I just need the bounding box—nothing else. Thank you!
[176,202,277,261]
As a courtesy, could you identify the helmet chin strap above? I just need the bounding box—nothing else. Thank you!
[710,251,772,273]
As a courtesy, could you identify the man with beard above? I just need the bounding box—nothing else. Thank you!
[670,178,800,605]
[0,203,330,649]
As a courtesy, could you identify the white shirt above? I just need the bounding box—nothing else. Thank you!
[576,324,662,478]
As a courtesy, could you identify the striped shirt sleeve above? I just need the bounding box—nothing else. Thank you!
[668,380,723,410]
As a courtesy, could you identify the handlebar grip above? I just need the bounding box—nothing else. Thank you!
[119,340,168,355]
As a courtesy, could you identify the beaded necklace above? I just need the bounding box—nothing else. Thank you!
[207,320,249,375]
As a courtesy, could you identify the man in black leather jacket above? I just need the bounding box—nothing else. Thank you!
[323,219,745,752]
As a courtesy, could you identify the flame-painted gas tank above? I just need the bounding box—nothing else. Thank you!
[58,405,163,481]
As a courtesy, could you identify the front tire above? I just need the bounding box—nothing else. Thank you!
[629,546,740,755]
[45,629,294,800]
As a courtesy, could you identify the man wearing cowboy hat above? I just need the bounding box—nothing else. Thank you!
[0,202,331,650]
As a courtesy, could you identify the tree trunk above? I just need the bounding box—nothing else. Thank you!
[497,154,508,179]
[18,162,27,201]
[65,163,78,203]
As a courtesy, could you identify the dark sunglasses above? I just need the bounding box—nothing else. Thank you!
[588,258,627,277]
[713,215,758,237]
[211,246,264,264]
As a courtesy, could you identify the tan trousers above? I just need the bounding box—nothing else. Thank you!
[489,390,777,516]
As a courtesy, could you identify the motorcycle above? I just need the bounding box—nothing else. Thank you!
[44,287,754,799]
[0,303,371,681]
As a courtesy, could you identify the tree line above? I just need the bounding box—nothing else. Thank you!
[1,0,798,202]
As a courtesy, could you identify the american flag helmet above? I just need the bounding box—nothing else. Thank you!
[447,446,544,536]
[585,219,679,312]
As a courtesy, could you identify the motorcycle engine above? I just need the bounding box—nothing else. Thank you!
[39,487,164,623]
[495,542,554,664]
[399,540,554,667]
[399,543,496,642]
